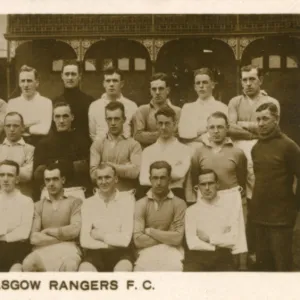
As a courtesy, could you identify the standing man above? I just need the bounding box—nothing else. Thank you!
[133,73,181,148]
[139,106,191,200]
[228,65,280,264]
[54,60,94,139]
[133,161,187,271]
[22,162,82,272]
[79,163,135,272]
[0,112,34,197]
[89,67,137,141]
[178,68,227,146]
[251,102,300,271]
[90,101,142,192]
[0,160,34,272]
[33,102,90,200]
[7,65,52,146]
[185,169,247,271]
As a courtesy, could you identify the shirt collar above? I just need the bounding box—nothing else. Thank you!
[149,99,175,109]
[147,189,174,201]
[196,96,216,105]
[96,189,120,203]
[3,138,26,146]
[106,133,127,141]
[43,190,68,202]
[197,192,221,207]
[21,92,40,101]
[156,136,178,146]
[101,93,124,103]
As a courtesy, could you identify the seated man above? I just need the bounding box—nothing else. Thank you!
[90,101,142,192]
[0,112,34,197]
[139,106,191,200]
[22,162,82,272]
[184,169,247,271]
[133,161,187,271]
[0,160,34,272]
[33,101,90,200]
[79,163,135,272]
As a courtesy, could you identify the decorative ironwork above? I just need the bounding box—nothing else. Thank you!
[239,36,262,60]
[213,37,238,59]
[57,39,81,60]
[82,38,103,59]
[9,40,29,59]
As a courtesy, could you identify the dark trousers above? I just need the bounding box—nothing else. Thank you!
[184,248,235,272]
[246,198,256,254]
[0,241,31,272]
[255,224,293,271]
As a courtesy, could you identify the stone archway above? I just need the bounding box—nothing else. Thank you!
[155,38,237,105]
[83,38,152,104]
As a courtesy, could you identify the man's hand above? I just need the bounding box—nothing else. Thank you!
[91,228,106,242]
[196,229,210,242]
[42,228,59,237]
[145,228,152,236]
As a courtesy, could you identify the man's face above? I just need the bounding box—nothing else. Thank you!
[106,108,125,136]
[0,165,18,193]
[150,79,170,105]
[198,172,218,201]
[61,65,81,89]
[53,105,74,132]
[44,169,65,197]
[241,68,262,98]
[150,168,170,195]
[4,114,24,142]
[19,71,39,97]
[256,109,278,136]
[194,74,215,99]
[156,114,176,140]
[103,73,123,97]
[96,166,118,195]
[207,116,228,144]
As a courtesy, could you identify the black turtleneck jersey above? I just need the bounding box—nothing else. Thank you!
[33,130,90,186]
[53,88,94,139]
[251,130,300,226]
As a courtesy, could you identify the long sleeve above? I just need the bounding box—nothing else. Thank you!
[5,198,34,242]
[133,200,160,249]
[56,197,82,241]
[30,201,60,246]
[88,103,98,142]
[148,200,186,246]
[139,148,152,186]
[0,99,7,136]
[178,104,198,140]
[185,207,216,251]
[103,195,135,247]
[19,145,34,182]
[29,99,52,135]
[236,150,248,193]
[113,141,142,179]
[90,139,102,181]
[133,108,159,146]
[80,201,109,249]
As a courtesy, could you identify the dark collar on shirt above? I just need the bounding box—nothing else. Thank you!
[147,189,174,201]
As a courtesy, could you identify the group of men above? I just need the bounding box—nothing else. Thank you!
[0,59,299,272]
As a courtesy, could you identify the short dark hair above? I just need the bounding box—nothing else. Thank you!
[0,160,20,176]
[62,60,81,74]
[208,111,229,126]
[97,163,117,176]
[149,161,172,177]
[198,169,218,182]
[4,112,24,126]
[240,64,263,78]
[19,65,39,80]
[155,106,176,122]
[150,73,170,87]
[256,102,279,118]
[194,68,215,82]
[53,101,73,113]
[103,67,124,81]
[44,161,69,179]
[105,101,126,118]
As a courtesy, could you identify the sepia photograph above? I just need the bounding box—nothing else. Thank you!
[0,10,299,282]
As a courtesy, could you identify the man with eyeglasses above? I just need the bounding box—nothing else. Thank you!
[178,68,227,148]
[133,73,181,148]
